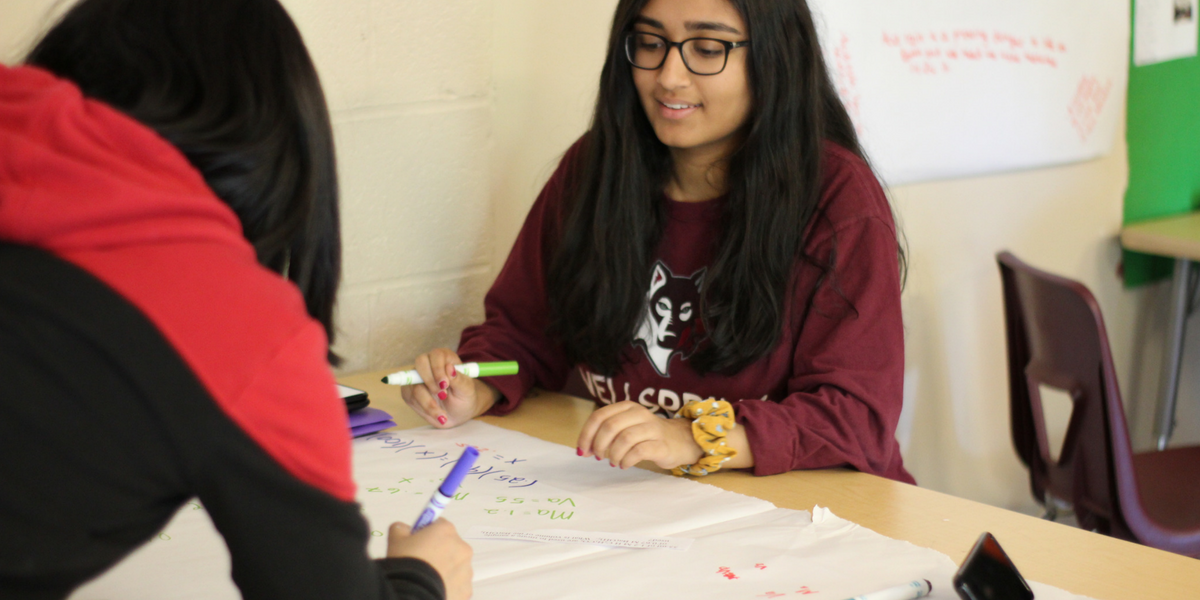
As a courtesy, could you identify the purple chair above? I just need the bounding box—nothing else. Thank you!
[997,251,1200,556]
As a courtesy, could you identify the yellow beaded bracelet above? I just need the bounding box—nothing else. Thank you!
[672,399,738,477]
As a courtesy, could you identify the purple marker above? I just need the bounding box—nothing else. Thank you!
[412,446,479,531]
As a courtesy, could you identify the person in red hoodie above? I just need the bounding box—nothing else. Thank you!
[0,0,471,598]
[402,0,914,485]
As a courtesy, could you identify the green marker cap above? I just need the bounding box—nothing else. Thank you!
[476,361,519,377]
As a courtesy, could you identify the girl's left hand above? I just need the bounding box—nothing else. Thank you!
[577,401,704,469]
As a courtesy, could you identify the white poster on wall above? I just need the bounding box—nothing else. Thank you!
[810,0,1130,185]
[1134,0,1199,65]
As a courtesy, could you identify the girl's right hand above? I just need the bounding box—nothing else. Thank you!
[387,520,473,600]
[400,348,497,427]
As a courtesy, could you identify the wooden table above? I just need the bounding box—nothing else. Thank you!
[341,370,1200,600]
[1121,213,1200,450]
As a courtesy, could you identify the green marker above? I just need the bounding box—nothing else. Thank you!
[381,361,519,385]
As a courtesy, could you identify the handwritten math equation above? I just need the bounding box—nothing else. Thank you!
[881,29,1068,74]
[361,482,578,520]
[482,508,575,521]
[364,483,470,499]
[485,496,575,520]
[371,434,539,488]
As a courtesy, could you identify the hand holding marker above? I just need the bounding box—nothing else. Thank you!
[382,361,519,386]
[413,445,480,532]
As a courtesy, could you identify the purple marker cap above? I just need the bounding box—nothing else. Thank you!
[439,446,480,496]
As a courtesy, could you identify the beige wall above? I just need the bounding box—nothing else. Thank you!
[286,0,498,374]
[5,1,1198,515]
[0,0,63,60]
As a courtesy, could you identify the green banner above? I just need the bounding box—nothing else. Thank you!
[1124,4,1200,286]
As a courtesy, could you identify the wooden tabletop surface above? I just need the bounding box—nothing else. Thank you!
[1121,212,1200,261]
[340,369,1200,600]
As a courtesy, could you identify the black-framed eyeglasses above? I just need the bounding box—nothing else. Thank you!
[623,31,750,76]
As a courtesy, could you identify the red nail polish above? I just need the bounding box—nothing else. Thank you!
[438,391,447,401]
[437,415,447,425]
[595,455,601,461]
[576,447,583,456]
[439,380,448,390]
[610,462,616,468]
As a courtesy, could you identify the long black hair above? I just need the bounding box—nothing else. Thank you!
[26,0,343,363]
[547,0,894,376]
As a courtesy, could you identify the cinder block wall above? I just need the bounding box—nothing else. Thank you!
[283,0,497,373]
[0,0,502,375]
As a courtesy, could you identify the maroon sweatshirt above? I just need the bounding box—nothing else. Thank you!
[459,139,914,484]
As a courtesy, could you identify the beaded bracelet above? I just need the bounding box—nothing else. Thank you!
[672,399,738,477]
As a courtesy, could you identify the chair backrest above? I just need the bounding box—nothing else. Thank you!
[996,252,1139,538]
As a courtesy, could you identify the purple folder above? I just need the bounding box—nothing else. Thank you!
[349,407,394,437]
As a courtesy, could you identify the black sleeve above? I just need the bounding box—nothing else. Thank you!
[192,425,447,600]
[0,243,446,600]
[379,558,445,600]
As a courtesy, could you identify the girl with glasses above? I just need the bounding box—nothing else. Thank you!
[0,0,471,598]
[405,0,912,485]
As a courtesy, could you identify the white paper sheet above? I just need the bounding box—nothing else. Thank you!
[476,507,1094,600]
[1134,0,1199,65]
[70,500,238,600]
[351,423,774,580]
[809,0,1129,184]
[71,422,1096,600]
[464,527,694,551]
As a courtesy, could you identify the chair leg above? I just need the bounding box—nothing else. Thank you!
[1154,258,1193,450]
[1041,504,1057,521]
[1041,491,1073,522]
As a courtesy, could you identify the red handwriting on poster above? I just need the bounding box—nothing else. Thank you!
[1068,75,1112,142]
[717,566,739,580]
[882,29,1067,75]
[832,33,862,130]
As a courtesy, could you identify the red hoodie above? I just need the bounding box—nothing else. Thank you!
[0,64,353,502]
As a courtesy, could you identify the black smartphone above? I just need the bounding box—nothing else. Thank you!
[338,384,370,412]
[953,532,1035,600]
